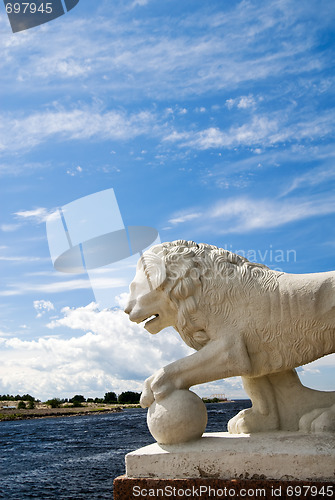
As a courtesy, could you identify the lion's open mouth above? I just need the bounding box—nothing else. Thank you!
[143,314,159,327]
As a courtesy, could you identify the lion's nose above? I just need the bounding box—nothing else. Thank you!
[124,300,135,315]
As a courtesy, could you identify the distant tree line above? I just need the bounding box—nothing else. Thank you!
[1,391,141,408]
[46,392,141,407]
[0,394,38,402]
[202,397,220,403]
[0,394,37,409]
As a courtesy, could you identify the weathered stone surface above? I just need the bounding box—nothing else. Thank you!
[147,389,207,445]
[125,432,335,481]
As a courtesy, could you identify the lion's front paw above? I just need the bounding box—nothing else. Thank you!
[140,375,155,408]
[299,404,335,433]
[140,368,179,408]
[228,408,279,434]
[140,387,154,408]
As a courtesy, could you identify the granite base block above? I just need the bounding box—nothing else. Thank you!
[114,432,334,498]
[113,477,334,500]
[126,432,334,481]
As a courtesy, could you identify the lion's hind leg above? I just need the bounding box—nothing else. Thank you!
[268,369,335,431]
[228,375,280,434]
[299,403,335,432]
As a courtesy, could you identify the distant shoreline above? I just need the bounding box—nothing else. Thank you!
[0,404,140,421]
[0,400,245,421]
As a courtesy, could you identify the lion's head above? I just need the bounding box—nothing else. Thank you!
[125,240,279,349]
[124,252,178,335]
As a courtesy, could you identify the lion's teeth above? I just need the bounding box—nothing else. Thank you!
[144,314,158,323]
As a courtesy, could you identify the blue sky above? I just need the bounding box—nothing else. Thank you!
[0,0,334,401]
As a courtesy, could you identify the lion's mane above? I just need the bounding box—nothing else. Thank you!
[141,240,279,350]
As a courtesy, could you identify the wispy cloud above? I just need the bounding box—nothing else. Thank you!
[14,207,51,224]
[164,115,278,149]
[166,193,335,234]
[0,161,51,177]
[194,143,335,193]
[0,107,156,155]
[168,212,202,225]
[0,255,41,263]
[1,0,333,100]
[0,244,43,262]
[282,165,335,196]
[0,224,21,232]
[0,276,126,297]
[130,0,151,7]
[210,195,335,232]
[0,0,333,166]
[164,110,335,151]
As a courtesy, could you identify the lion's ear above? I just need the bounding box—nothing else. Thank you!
[193,330,209,346]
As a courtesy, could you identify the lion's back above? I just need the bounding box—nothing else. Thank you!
[277,271,335,326]
[238,271,335,375]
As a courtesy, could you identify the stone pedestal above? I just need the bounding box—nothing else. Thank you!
[114,432,334,499]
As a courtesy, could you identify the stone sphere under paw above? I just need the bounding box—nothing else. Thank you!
[147,389,208,445]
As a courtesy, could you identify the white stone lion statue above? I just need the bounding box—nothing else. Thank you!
[125,240,335,433]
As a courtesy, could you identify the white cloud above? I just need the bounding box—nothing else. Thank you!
[0,223,20,232]
[0,255,41,263]
[165,108,335,151]
[165,116,280,150]
[237,96,256,109]
[14,207,51,223]
[33,300,55,318]
[282,165,335,196]
[66,165,83,177]
[114,292,130,309]
[225,99,235,110]
[195,107,206,113]
[192,377,245,400]
[0,276,126,297]
[131,0,150,6]
[198,144,335,193]
[209,195,335,232]
[165,193,335,233]
[226,95,256,110]
[168,212,202,225]
[0,107,156,154]
[0,161,50,177]
[300,366,320,375]
[1,0,332,102]
[298,354,335,391]
[0,303,192,400]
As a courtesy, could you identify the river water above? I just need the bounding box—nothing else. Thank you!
[0,400,251,499]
